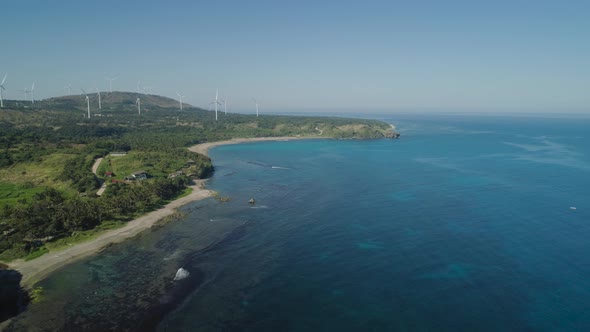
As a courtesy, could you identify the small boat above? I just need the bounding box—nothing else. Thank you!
[570,207,577,210]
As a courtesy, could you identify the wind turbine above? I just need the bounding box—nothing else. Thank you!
[209,89,221,121]
[65,83,72,95]
[19,82,35,105]
[0,74,6,108]
[19,88,31,102]
[30,82,35,104]
[136,81,153,94]
[176,92,186,111]
[96,88,102,109]
[222,98,228,115]
[136,97,141,115]
[219,93,228,115]
[105,76,118,93]
[81,88,90,118]
[252,98,259,117]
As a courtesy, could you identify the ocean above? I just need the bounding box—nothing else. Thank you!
[7,113,590,331]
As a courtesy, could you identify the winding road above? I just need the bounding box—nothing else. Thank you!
[91,157,107,196]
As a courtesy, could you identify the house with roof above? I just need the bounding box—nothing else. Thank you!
[125,170,148,181]
[133,170,148,180]
[168,170,184,178]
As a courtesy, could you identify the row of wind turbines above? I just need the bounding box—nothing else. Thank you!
[0,74,37,107]
[0,73,262,119]
[207,90,260,120]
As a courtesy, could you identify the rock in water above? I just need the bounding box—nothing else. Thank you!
[0,269,28,322]
[249,198,256,204]
[173,268,190,281]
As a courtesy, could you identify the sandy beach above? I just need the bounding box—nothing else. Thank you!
[7,136,316,287]
[188,136,315,156]
[9,182,213,287]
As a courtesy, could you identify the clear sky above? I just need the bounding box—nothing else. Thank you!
[1,0,589,112]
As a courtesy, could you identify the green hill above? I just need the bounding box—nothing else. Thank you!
[39,91,191,113]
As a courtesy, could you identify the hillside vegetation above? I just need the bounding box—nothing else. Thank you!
[0,92,397,261]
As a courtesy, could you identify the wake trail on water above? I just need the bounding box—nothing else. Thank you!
[242,160,292,170]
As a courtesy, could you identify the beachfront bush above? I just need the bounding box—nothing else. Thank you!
[59,155,100,193]
[0,176,194,260]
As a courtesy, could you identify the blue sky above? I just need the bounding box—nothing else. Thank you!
[1,0,589,112]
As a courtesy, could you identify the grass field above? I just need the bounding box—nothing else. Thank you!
[0,183,46,208]
[96,151,193,180]
[0,153,80,207]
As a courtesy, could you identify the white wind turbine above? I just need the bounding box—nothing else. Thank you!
[219,93,228,115]
[0,74,6,108]
[96,88,102,109]
[209,89,221,121]
[105,76,118,93]
[19,82,35,104]
[142,86,153,94]
[81,88,90,118]
[65,83,72,95]
[19,88,31,102]
[252,98,259,117]
[221,96,228,115]
[136,97,141,115]
[30,82,35,104]
[176,92,185,111]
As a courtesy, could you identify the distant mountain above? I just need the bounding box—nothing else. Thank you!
[35,91,194,113]
[0,92,397,142]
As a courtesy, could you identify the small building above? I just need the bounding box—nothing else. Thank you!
[168,170,184,178]
[131,170,148,180]
[105,171,115,177]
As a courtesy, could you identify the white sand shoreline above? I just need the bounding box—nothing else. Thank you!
[7,136,317,287]
[8,182,213,287]
[188,136,319,156]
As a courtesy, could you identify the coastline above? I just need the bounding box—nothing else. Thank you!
[188,136,319,156]
[8,182,213,287]
[7,136,317,288]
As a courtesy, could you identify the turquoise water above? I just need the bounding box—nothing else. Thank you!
[8,114,590,331]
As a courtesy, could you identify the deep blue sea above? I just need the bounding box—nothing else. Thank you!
[9,114,590,331]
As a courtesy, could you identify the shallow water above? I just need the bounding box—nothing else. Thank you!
[8,114,590,331]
